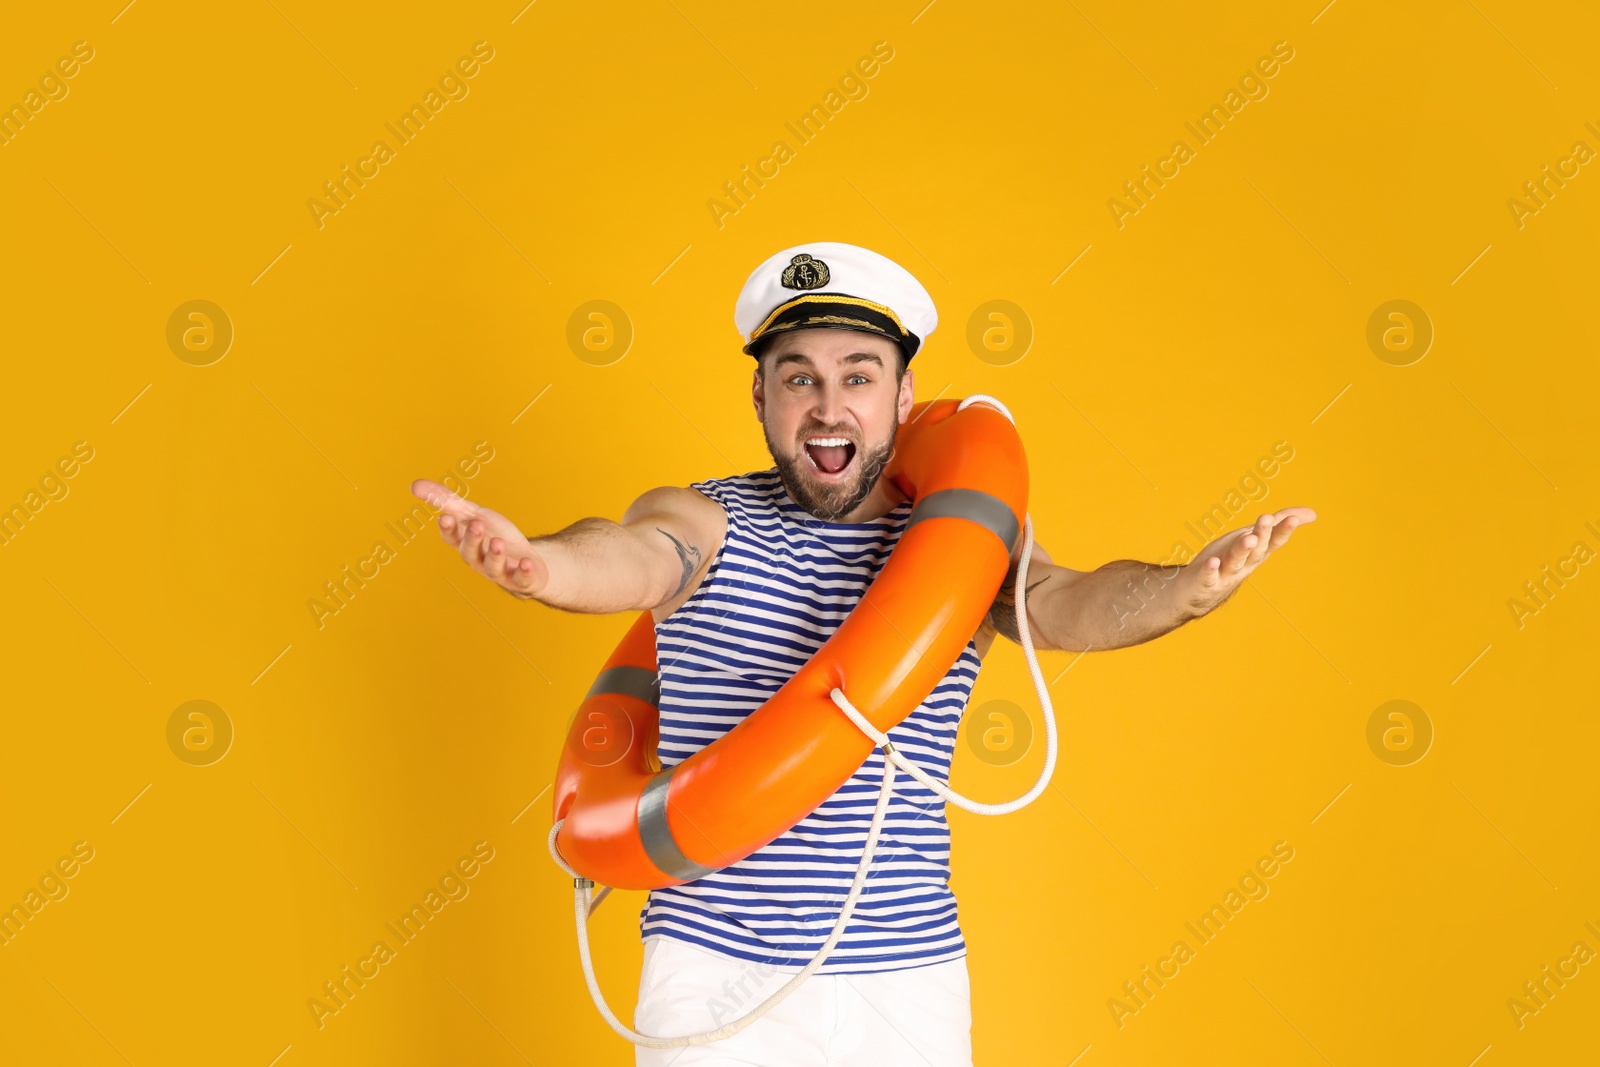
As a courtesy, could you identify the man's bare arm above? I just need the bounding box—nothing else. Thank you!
[988,554,1192,653]
[409,479,720,615]
[987,507,1317,653]
[517,494,713,613]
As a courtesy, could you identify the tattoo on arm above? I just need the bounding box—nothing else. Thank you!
[989,572,1050,644]
[657,528,703,599]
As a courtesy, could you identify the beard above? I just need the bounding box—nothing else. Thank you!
[765,419,898,523]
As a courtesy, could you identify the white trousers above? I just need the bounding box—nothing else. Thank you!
[632,934,973,1066]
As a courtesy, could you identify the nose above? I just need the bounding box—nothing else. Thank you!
[809,378,851,432]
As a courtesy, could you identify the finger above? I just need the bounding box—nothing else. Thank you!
[1266,516,1299,552]
[1246,514,1275,565]
[484,536,512,581]
[1226,533,1257,574]
[438,513,464,548]
[471,520,494,569]
[460,517,490,571]
[413,478,478,524]
[505,555,541,596]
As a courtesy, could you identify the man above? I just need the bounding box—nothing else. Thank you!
[411,242,1315,1065]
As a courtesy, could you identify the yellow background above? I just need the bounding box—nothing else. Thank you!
[2,0,1597,1063]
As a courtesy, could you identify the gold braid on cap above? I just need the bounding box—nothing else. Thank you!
[749,294,911,341]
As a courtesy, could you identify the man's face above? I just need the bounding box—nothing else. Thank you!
[752,328,913,522]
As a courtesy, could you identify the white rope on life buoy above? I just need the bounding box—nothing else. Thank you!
[831,508,1057,816]
[548,758,900,1047]
[835,389,1058,815]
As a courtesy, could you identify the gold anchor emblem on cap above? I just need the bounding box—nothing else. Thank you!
[780,253,830,291]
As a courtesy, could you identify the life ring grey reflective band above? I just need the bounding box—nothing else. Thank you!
[582,664,714,882]
[637,763,718,882]
[585,665,661,705]
[904,487,1019,554]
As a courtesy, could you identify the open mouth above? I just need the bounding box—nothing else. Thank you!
[803,436,857,477]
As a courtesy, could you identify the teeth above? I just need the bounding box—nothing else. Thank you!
[805,437,852,447]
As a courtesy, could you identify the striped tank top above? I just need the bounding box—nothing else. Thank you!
[638,468,983,975]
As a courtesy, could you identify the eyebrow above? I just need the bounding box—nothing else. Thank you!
[772,351,884,370]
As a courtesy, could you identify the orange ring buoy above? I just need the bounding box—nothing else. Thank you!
[550,397,1027,890]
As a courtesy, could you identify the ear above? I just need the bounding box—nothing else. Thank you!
[896,367,914,424]
[751,362,765,422]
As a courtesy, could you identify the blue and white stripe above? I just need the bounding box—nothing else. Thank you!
[638,468,981,975]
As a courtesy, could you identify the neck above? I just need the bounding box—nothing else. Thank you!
[850,473,910,522]
[788,470,909,524]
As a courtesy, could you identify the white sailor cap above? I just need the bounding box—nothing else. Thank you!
[734,241,938,362]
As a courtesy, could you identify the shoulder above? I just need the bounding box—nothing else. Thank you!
[624,483,722,516]
[635,482,741,624]
[624,484,727,543]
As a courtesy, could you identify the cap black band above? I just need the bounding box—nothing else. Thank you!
[743,293,922,361]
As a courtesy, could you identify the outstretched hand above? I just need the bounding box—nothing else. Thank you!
[410,479,548,599]
[1178,507,1317,617]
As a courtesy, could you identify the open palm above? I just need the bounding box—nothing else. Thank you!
[1179,506,1317,615]
[409,479,547,598]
